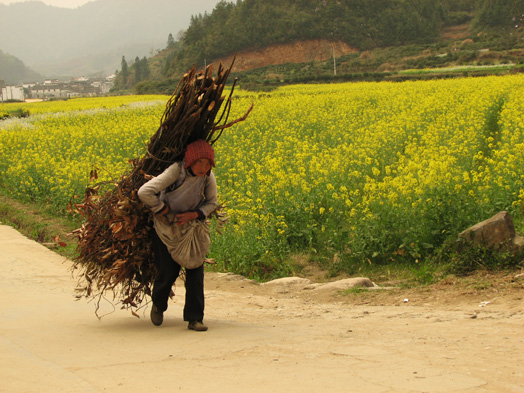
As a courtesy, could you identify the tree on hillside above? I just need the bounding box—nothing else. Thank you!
[379,0,439,46]
[133,56,150,84]
[164,51,176,76]
[134,56,142,84]
[167,33,175,49]
[475,0,519,28]
[121,56,129,83]
[185,13,207,45]
[141,57,150,80]
[110,55,133,91]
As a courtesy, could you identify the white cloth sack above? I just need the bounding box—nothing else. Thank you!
[154,216,210,269]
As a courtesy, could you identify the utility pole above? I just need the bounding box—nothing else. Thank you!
[332,47,337,76]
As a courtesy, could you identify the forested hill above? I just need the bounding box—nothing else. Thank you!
[113,0,524,93]
[0,51,43,85]
[182,0,440,64]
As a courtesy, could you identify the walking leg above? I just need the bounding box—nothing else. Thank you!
[183,264,205,323]
[151,230,181,312]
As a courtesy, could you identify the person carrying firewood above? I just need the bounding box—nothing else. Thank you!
[138,139,218,331]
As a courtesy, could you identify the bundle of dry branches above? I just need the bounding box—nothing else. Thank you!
[69,58,252,317]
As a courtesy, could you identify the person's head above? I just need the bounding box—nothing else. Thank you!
[184,139,215,177]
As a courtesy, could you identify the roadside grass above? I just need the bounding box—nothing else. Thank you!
[1,191,522,297]
[0,193,80,259]
[0,192,435,286]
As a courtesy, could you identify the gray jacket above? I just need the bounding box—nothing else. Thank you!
[138,162,218,218]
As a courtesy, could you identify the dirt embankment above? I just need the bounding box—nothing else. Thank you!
[210,39,357,71]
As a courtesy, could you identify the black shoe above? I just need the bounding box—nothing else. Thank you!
[188,321,208,331]
[150,305,164,326]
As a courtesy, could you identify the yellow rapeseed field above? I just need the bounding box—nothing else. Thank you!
[1,75,523,278]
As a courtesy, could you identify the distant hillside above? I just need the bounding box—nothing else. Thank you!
[0,50,43,85]
[114,0,524,93]
[0,0,221,78]
[171,0,522,75]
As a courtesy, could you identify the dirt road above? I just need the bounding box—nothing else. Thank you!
[1,224,523,393]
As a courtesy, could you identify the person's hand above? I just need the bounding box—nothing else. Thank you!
[155,204,171,225]
[175,211,198,225]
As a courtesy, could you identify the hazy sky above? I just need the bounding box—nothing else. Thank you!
[0,0,223,9]
[0,0,93,7]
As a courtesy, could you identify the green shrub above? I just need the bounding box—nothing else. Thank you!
[436,238,524,276]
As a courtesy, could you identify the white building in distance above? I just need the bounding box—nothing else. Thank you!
[0,84,25,102]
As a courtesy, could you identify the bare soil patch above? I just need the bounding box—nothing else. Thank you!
[206,268,524,312]
[441,24,470,40]
[211,39,357,72]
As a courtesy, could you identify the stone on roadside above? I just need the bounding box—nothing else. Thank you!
[312,277,378,292]
[458,211,524,254]
[262,277,313,288]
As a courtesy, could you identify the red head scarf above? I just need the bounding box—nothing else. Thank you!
[184,139,215,169]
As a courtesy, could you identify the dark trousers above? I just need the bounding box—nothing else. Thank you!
[151,230,205,322]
